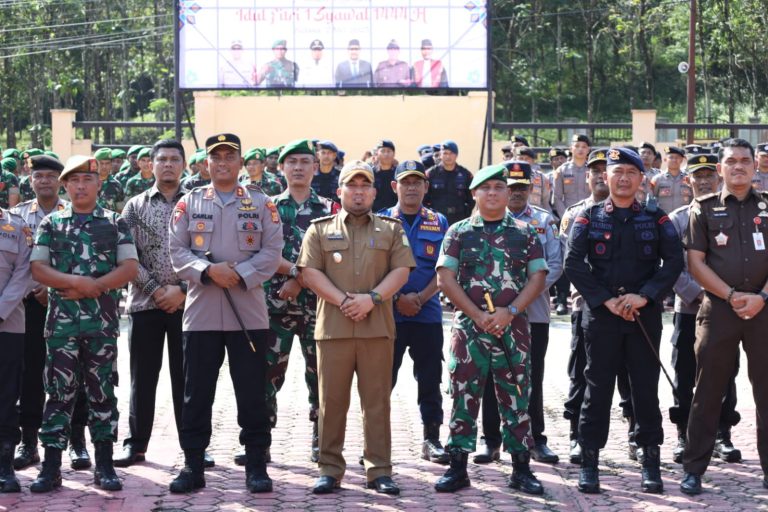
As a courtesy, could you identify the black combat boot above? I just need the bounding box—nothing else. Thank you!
[245,446,272,493]
[434,447,470,492]
[68,426,91,470]
[639,445,663,494]
[93,442,122,491]
[30,447,63,493]
[673,426,686,464]
[0,442,20,493]
[569,418,582,464]
[508,450,544,495]
[578,446,600,494]
[422,423,449,464]
[13,432,39,470]
[311,421,320,463]
[627,417,638,461]
[713,428,742,462]
[169,449,205,493]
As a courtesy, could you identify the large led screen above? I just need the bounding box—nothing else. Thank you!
[178,0,489,90]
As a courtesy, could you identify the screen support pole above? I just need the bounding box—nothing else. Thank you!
[174,0,183,142]
[485,1,493,165]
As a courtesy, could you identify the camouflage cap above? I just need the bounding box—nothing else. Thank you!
[278,139,315,164]
[29,154,64,173]
[338,160,374,185]
[61,155,98,180]
[111,149,126,159]
[686,154,718,173]
[94,148,113,161]
[469,164,508,190]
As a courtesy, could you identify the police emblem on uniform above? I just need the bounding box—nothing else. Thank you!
[609,149,620,160]
[425,243,435,255]
[239,197,257,211]
[246,234,255,246]
[1,224,15,232]
[194,235,204,247]
[173,200,186,224]
[196,222,206,231]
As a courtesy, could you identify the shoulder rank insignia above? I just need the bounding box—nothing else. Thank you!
[310,214,336,224]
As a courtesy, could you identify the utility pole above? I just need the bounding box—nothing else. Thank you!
[686,0,696,144]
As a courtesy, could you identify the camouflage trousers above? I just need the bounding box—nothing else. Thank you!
[39,336,119,449]
[266,313,319,428]
[446,319,533,453]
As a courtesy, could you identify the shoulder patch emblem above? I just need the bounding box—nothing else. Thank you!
[266,200,279,223]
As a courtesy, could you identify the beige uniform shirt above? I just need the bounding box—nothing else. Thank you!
[651,171,692,213]
[752,170,768,191]
[552,161,589,217]
[11,198,68,291]
[297,210,415,341]
[169,183,283,331]
[0,208,31,333]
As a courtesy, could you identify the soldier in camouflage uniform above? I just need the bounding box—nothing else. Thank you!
[114,145,143,188]
[252,140,337,465]
[110,149,126,175]
[240,148,284,196]
[180,151,211,193]
[28,155,138,493]
[434,164,548,494]
[0,158,20,208]
[257,39,299,87]
[124,147,155,198]
[95,148,126,213]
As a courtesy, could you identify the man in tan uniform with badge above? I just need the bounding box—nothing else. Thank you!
[297,160,415,496]
[168,133,283,494]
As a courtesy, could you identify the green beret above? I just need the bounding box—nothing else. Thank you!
[94,148,113,161]
[44,150,59,159]
[22,148,43,158]
[137,147,152,159]
[119,160,130,173]
[244,148,266,163]
[272,39,287,49]
[127,145,144,157]
[278,139,314,164]
[111,149,126,159]
[266,146,280,158]
[469,164,509,190]
[2,148,19,159]
[1,157,17,172]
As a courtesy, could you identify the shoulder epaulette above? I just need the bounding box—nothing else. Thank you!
[696,192,719,202]
[310,214,336,224]
[376,214,402,224]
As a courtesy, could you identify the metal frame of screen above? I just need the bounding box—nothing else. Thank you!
[172,1,492,155]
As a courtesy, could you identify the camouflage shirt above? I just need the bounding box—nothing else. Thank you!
[30,205,138,338]
[115,168,139,189]
[18,175,34,202]
[261,58,299,87]
[124,174,155,199]
[180,173,211,194]
[0,170,20,208]
[436,211,548,330]
[239,171,284,197]
[264,189,339,315]
[98,177,126,212]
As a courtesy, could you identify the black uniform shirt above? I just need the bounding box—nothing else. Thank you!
[564,197,684,310]
[424,164,475,225]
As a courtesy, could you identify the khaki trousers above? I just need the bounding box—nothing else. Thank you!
[316,337,393,481]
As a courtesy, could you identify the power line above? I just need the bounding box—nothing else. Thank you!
[0,13,170,36]
[0,30,168,59]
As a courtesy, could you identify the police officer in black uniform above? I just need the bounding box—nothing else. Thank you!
[371,139,398,213]
[565,147,683,495]
[424,140,474,226]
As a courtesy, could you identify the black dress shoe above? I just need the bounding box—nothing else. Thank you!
[531,443,559,463]
[472,442,500,464]
[569,440,582,465]
[312,475,340,494]
[680,472,702,495]
[13,442,40,470]
[113,445,145,468]
[203,451,215,468]
[366,475,400,495]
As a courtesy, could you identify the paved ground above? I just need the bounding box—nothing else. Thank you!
[1,310,766,511]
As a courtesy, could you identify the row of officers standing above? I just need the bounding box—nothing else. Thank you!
[0,133,765,499]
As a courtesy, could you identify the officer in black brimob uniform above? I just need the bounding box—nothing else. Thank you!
[424,140,475,226]
[565,147,683,495]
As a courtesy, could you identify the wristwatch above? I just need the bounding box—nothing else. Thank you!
[369,291,383,305]
[760,290,768,303]
[392,292,401,303]
[507,305,519,316]
[288,265,299,279]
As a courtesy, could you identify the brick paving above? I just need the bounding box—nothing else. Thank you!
[1,311,765,511]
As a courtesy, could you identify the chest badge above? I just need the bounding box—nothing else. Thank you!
[715,231,728,247]
[1,224,15,232]
[333,251,342,263]
[194,235,205,247]
[239,197,257,211]
[759,202,767,210]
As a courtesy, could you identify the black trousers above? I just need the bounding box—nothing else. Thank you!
[481,322,548,446]
[0,332,24,444]
[391,321,444,425]
[669,312,740,430]
[19,297,88,440]
[179,330,270,451]
[124,309,184,451]
[579,305,663,449]
[563,310,634,430]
